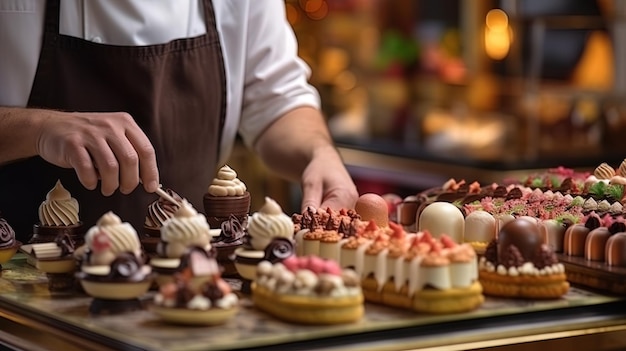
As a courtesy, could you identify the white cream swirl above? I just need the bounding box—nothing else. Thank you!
[207,165,247,196]
[83,211,142,266]
[38,180,80,226]
[247,197,293,250]
[160,199,211,258]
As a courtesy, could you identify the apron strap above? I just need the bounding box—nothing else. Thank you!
[43,0,61,36]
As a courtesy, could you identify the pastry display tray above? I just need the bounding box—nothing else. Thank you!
[0,254,624,351]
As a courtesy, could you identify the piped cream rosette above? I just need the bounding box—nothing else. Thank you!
[247,197,293,250]
[38,180,80,226]
[158,199,212,258]
[207,165,247,197]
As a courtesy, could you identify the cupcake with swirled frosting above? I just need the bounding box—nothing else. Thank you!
[142,188,183,254]
[234,197,295,288]
[0,213,20,268]
[151,200,214,287]
[31,180,84,245]
[203,165,250,228]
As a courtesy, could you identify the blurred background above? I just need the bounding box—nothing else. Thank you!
[230,0,626,213]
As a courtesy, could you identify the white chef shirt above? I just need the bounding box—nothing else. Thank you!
[0,0,320,165]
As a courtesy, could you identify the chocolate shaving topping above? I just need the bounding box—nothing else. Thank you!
[292,207,360,237]
[493,186,508,198]
[0,216,16,248]
[506,187,523,200]
[54,231,75,256]
[212,214,246,247]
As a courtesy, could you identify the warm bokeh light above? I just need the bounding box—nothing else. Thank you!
[301,0,325,13]
[305,0,329,20]
[334,70,357,91]
[486,9,508,30]
[286,3,300,25]
[484,8,512,60]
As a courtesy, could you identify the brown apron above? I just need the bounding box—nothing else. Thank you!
[0,0,226,242]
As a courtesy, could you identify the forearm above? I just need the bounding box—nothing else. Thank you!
[253,106,339,181]
[0,107,46,165]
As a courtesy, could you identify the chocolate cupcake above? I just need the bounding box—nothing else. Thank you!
[31,180,85,245]
[203,165,250,228]
[142,188,183,254]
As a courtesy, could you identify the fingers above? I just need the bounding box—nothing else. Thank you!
[88,138,120,196]
[67,143,99,191]
[300,180,323,212]
[106,136,139,195]
[125,126,159,193]
[54,111,158,196]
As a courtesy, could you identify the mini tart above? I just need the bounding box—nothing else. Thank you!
[361,277,484,314]
[478,270,569,299]
[251,283,364,325]
[78,265,153,300]
[77,254,154,300]
[0,241,21,264]
[36,257,76,274]
[152,305,238,326]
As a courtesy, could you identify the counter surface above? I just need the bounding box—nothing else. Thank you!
[1,254,626,351]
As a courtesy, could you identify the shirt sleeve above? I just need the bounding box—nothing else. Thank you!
[237,0,321,148]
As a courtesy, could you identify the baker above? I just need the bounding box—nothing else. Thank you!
[0,0,358,242]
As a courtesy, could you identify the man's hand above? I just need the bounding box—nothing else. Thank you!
[300,145,358,211]
[0,107,159,196]
[254,106,359,212]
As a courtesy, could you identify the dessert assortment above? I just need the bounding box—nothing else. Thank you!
[293,194,483,314]
[252,256,364,324]
[2,160,626,327]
